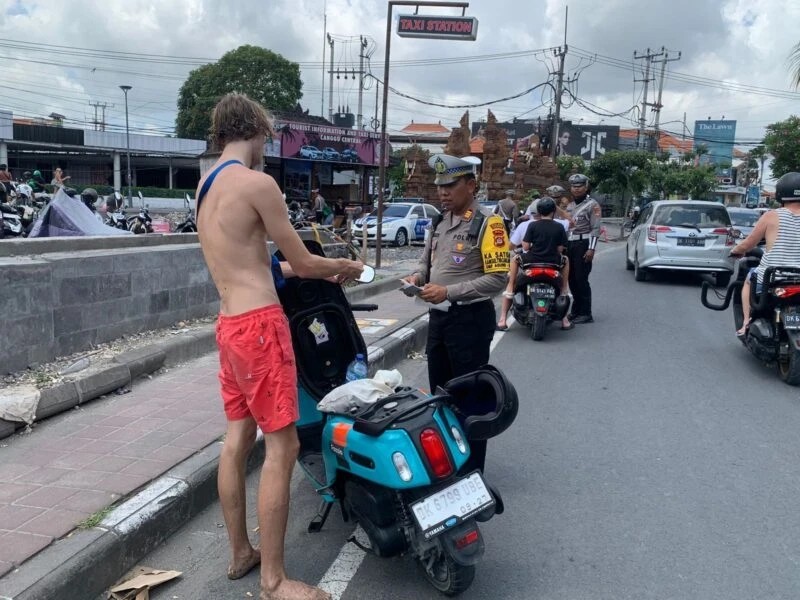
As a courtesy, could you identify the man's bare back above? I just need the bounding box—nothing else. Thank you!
[197,163,281,315]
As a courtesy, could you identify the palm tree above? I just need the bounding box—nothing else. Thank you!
[750,145,768,185]
[790,42,800,89]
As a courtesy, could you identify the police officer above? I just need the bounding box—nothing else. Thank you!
[565,173,601,323]
[404,154,509,472]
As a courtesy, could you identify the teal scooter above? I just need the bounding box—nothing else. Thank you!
[277,242,518,596]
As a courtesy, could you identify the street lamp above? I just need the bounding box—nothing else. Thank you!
[119,85,132,208]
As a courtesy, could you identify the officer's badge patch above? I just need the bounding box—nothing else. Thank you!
[433,157,447,174]
[452,254,466,264]
[494,235,505,247]
[455,242,465,251]
[480,214,510,273]
[462,209,473,222]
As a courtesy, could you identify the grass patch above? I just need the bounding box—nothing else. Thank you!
[78,505,114,529]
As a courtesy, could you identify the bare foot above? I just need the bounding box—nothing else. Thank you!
[228,546,260,580]
[260,579,331,600]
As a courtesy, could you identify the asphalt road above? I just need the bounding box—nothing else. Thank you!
[135,243,800,600]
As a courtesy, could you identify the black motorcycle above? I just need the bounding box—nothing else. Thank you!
[701,248,800,385]
[511,262,570,341]
[128,206,153,234]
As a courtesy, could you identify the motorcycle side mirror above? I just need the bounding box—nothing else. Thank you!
[357,265,376,284]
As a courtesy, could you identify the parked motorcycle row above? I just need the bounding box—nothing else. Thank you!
[0,185,198,237]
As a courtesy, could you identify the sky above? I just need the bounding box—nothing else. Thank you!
[0,0,799,156]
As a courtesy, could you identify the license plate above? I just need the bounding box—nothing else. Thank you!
[410,472,495,539]
[783,308,800,330]
[677,237,705,247]
[529,284,555,298]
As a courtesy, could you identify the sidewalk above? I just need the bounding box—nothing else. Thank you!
[0,282,429,600]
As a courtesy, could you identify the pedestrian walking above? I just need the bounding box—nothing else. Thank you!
[403,153,509,473]
[565,173,601,323]
[196,92,362,600]
[494,189,520,235]
[312,189,327,223]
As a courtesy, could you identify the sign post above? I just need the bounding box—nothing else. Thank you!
[375,1,473,268]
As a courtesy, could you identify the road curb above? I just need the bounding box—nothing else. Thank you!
[0,278,409,441]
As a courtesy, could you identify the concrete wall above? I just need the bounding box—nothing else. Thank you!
[0,244,218,374]
[0,232,350,375]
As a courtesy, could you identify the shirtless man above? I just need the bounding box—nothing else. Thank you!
[197,93,361,600]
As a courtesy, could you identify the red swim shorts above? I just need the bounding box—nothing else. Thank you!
[215,305,298,433]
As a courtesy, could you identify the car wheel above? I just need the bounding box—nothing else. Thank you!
[394,227,408,247]
[634,253,648,282]
[625,244,634,270]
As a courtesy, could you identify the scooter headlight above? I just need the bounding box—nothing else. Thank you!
[450,426,467,454]
[392,452,413,482]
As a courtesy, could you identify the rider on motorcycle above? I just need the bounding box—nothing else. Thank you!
[28,170,47,194]
[731,172,800,337]
[496,197,572,331]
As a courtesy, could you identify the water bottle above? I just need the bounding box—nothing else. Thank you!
[345,353,368,382]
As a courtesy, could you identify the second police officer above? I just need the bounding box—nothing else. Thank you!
[565,173,601,324]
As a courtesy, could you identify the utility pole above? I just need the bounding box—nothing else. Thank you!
[633,47,663,151]
[357,36,367,129]
[89,101,112,131]
[328,34,334,122]
[321,0,327,117]
[652,49,681,151]
[549,6,568,160]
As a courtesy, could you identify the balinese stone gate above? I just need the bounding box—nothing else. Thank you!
[400,109,568,205]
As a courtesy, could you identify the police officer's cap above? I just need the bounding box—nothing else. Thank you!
[546,185,566,197]
[428,154,481,185]
[568,173,589,186]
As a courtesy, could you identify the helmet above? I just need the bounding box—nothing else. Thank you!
[23,171,31,179]
[537,197,556,216]
[546,184,566,197]
[33,170,41,178]
[80,187,98,202]
[568,173,590,187]
[63,188,77,198]
[776,172,800,203]
[442,365,519,440]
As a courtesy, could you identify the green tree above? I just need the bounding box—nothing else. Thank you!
[588,150,653,215]
[176,45,303,141]
[763,116,800,178]
[555,155,586,181]
[387,145,431,197]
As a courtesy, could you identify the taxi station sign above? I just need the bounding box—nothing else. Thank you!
[397,14,479,41]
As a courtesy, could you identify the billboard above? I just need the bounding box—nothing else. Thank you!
[554,123,620,161]
[471,121,535,148]
[693,120,736,167]
[397,15,478,41]
[274,120,380,166]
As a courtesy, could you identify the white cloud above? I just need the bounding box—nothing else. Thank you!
[0,0,795,147]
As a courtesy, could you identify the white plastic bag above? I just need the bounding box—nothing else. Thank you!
[318,379,395,415]
[373,369,403,388]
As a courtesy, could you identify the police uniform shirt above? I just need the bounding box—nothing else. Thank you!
[417,202,509,302]
[571,195,602,237]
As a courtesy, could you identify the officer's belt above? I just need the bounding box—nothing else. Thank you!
[568,233,592,242]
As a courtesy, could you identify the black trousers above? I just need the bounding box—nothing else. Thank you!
[567,238,593,317]
[427,300,496,472]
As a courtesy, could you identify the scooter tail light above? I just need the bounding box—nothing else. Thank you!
[524,267,560,279]
[455,529,480,549]
[419,428,453,479]
[774,286,800,298]
[392,452,413,482]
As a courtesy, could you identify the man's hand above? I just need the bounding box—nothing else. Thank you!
[419,283,448,304]
[583,249,595,262]
[336,259,364,285]
[403,273,421,286]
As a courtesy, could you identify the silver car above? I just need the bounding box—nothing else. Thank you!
[727,207,762,241]
[625,200,735,285]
